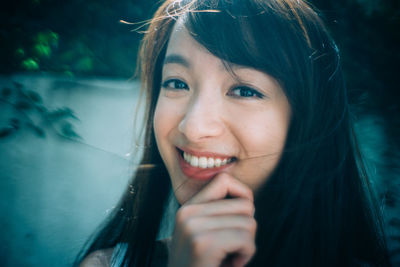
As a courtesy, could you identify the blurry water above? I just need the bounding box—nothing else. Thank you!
[0,74,143,266]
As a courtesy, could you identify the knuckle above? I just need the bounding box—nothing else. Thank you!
[248,189,254,201]
[247,201,256,214]
[249,241,257,255]
[243,187,254,202]
[176,205,193,223]
[248,217,258,234]
[182,217,198,236]
[241,199,255,215]
[175,210,185,224]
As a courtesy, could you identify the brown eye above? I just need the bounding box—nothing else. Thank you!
[161,79,189,90]
[228,86,264,99]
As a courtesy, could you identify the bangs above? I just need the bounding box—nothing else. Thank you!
[181,0,313,88]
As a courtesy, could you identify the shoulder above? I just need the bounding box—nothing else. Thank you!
[79,248,114,267]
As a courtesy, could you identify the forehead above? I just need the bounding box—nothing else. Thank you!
[166,20,216,59]
[164,20,251,74]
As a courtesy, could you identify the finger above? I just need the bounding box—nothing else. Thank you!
[187,172,253,205]
[193,229,256,266]
[231,254,253,267]
[177,198,255,219]
[182,215,257,239]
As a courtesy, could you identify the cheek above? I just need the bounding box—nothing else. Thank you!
[153,102,162,143]
[153,98,169,157]
[154,97,172,136]
[153,97,183,156]
[229,107,290,189]
[234,109,289,153]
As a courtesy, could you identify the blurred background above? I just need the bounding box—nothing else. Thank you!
[0,0,399,266]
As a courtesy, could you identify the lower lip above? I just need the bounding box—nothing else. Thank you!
[177,151,234,181]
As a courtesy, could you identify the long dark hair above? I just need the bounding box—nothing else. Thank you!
[75,0,391,266]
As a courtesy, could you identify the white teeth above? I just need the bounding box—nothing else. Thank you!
[207,158,214,168]
[184,152,191,162]
[198,157,208,168]
[215,158,221,167]
[190,156,199,167]
[183,152,232,168]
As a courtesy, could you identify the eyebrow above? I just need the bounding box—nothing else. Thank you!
[163,54,191,69]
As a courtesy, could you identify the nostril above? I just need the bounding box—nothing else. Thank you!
[177,108,225,141]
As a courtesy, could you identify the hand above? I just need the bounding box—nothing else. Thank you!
[168,173,257,267]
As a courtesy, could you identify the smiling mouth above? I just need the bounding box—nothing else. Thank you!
[182,150,236,168]
[176,148,237,181]
[177,148,237,168]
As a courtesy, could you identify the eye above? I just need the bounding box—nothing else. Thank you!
[161,79,189,90]
[228,86,265,99]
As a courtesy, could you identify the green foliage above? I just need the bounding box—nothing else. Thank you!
[16,31,59,72]
[36,32,56,58]
[21,58,39,71]
[15,48,25,58]
[0,82,81,140]
[76,56,93,72]
[34,44,51,58]
[2,0,146,77]
[33,31,58,59]
[35,31,59,46]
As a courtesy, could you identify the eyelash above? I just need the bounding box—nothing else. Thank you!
[161,79,189,90]
[227,86,265,99]
[161,78,265,99]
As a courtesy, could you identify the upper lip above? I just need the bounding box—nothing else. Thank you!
[177,146,235,159]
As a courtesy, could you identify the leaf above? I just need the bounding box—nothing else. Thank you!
[27,122,46,138]
[76,56,93,72]
[35,30,58,46]
[36,105,47,113]
[10,118,20,129]
[1,87,12,98]
[60,121,80,139]
[15,48,25,58]
[47,107,78,121]
[26,90,42,103]
[15,101,32,110]
[13,82,23,89]
[33,44,51,58]
[33,126,46,138]
[0,126,16,138]
[21,58,39,71]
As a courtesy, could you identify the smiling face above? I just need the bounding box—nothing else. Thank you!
[153,22,291,204]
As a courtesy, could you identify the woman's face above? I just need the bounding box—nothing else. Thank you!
[153,22,291,204]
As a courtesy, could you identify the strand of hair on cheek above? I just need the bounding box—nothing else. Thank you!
[137,163,158,169]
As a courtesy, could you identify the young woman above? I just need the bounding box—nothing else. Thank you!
[76,0,392,266]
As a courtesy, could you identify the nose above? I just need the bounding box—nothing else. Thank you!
[178,94,225,142]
